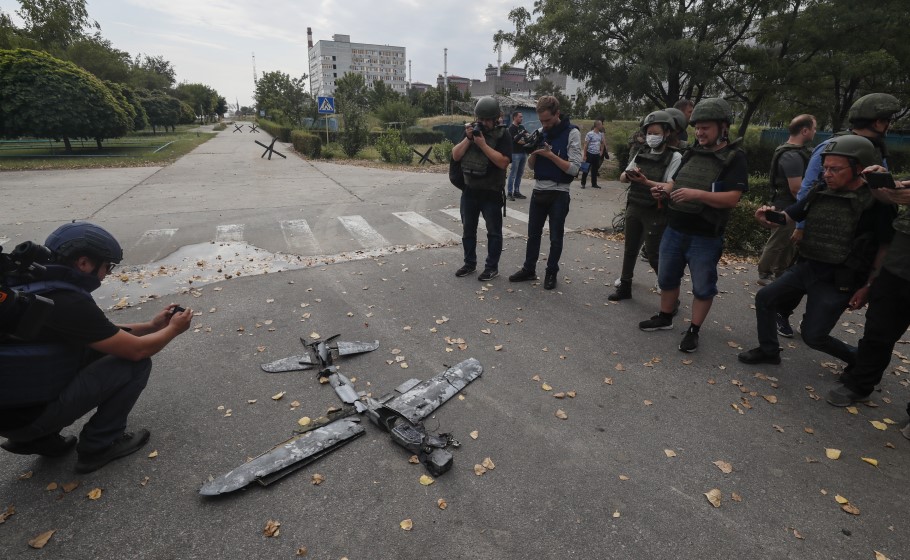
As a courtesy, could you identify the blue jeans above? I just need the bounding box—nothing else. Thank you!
[657,226,723,299]
[507,152,527,195]
[523,189,570,274]
[754,260,856,363]
[461,191,503,271]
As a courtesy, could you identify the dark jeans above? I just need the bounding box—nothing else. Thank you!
[0,355,152,454]
[522,189,570,274]
[620,203,665,283]
[754,260,856,363]
[581,153,602,186]
[507,152,527,195]
[842,268,910,396]
[461,190,503,271]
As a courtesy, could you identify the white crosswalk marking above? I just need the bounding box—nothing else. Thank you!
[439,208,523,238]
[338,215,388,249]
[215,224,244,242]
[505,208,573,233]
[393,212,460,244]
[280,219,320,253]
[135,229,178,246]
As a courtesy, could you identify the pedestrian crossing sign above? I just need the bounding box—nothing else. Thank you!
[317,96,335,114]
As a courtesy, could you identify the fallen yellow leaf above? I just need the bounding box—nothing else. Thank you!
[87,488,102,500]
[482,457,495,470]
[567,391,576,398]
[309,332,320,339]
[713,460,733,474]
[846,406,859,415]
[0,505,15,524]
[296,546,308,556]
[553,392,566,399]
[298,417,312,427]
[28,530,55,549]
[861,457,878,467]
[705,488,722,508]
[61,481,79,493]
[400,519,413,531]
[612,510,620,518]
[263,519,280,537]
[46,482,58,491]
[870,420,888,431]
[875,551,890,560]
[408,455,420,464]
[311,474,325,485]
[555,409,568,420]
[419,475,435,486]
[763,395,778,404]
[731,492,743,502]
[604,377,614,385]
[541,383,553,391]
[841,503,860,515]
[271,391,286,401]
[494,344,503,351]
[825,448,842,460]
[615,363,625,371]
[148,450,158,459]
[17,471,32,480]
[619,475,630,481]
[474,464,488,476]
[834,494,849,504]
[437,498,447,510]
[664,449,677,458]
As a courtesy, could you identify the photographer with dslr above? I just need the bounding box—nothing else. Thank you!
[0,222,193,473]
[738,136,895,368]
[452,97,512,281]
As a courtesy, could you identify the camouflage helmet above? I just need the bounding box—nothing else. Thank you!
[641,110,674,133]
[690,97,734,125]
[848,93,901,124]
[821,135,880,168]
[664,108,688,133]
[474,97,501,120]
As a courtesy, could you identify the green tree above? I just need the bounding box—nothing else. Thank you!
[129,53,176,91]
[254,70,311,126]
[15,0,97,51]
[495,0,770,108]
[369,79,399,109]
[108,81,148,131]
[374,99,420,127]
[534,76,573,115]
[66,33,131,82]
[137,89,180,133]
[175,82,219,121]
[0,48,129,150]
[335,72,370,156]
[416,86,444,116]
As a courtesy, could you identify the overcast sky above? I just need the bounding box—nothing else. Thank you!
[1,0,537,107]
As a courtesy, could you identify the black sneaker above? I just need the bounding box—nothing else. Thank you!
[1,433,76,457]
[679,330,699,353]
[591,184,602,189]
[639,313,673,331]
[776,313,793,338]
[75,429,150,474]
[478,269,499,281]
[509,268,536,282]
[608,282,631,301]
[738,347,781,365]
[508,195,515,201]
[580,183,586,189]
[513,193,527,199]
[544,272,557,290]
[825,386,871,407]
[455,264,476,277]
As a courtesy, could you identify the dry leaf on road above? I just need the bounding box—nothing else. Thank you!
[61,481,79,493]
[419,475,435,486]
[46,482,58,491]
[861,457,879,467]
[148,450,158,459]
[555,409,568,420]
[469,431,479,440]
[842,503,861,515]
[87,488,102,500]
[263,519,280,537]
[474,464,488,476]
[612,510,620,518]
[400,519,413,531]
[763,395,778,404]
[28,530,55,549]
[437,498,447,510]
[835,494,849,504]
[541,383,552,391]
[408,455,420,464]
[311,474,325,485]
[271,391,286,401]
[664,449,677,458]
[482,457,495,470]
[0,505,14,524]
[825,448,842,460]
[705,488,722,508]
[731,492,743,502]
[870,420,888,431]
[713,460,733,474]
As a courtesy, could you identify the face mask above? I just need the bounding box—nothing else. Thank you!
[645,134,664,148]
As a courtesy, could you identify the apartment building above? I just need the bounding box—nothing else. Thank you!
[307,29,407,96]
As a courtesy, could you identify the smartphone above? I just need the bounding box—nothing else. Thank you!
[170,305,186,315]
[865,171,895,189]
[765,211,788,225]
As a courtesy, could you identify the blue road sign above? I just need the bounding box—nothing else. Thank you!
[317,96,336,114]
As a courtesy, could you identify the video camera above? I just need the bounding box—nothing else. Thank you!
[522,129,545,153]
[0,241,56,340]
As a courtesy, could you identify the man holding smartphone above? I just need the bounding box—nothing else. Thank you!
[738,136,895,367]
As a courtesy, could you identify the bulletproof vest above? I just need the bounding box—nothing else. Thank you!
[628,149,674,208]
[769,143,811,208]
[669,139,743,228]
[533,117,578,184]
[461,126,507,191]
[798,185,874,264]
[0,271,93,407]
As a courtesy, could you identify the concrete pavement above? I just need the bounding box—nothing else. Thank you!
[1,127,907,559]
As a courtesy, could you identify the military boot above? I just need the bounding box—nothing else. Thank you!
[608,281,632,301]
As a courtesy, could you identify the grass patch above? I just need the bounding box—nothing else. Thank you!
[0,126,217,171]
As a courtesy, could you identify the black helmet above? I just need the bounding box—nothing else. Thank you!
[821,135,880,168]
[690,98,734,125]
[641,110,674,133]
[46,222,123,264]
[664,108,688,133]
[848,93,901,124]
[474,97,501,120]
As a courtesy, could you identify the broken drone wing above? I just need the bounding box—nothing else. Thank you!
[199,418,364,496]
[375,358,482,427]
[260,354,315,373]
[335,340,380,356]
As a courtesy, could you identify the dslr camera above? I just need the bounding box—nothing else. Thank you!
[522,129,545,153]
[1,241,56,339]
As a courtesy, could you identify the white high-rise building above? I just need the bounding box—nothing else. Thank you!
[307,29,407,96]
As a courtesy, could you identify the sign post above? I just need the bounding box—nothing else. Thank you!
[317,96,336,144]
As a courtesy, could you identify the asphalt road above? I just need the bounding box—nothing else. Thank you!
[1,127,907,560]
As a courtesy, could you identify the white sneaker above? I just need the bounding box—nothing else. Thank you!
[614,278,622,287]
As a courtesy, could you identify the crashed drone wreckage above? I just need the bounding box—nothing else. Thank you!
[199,336,483,496]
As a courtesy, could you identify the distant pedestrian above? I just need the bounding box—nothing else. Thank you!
[580,120,605,189]
[507,111,529,200]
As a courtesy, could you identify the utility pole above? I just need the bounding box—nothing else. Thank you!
[443,48,448,115]
[252,52,258,87]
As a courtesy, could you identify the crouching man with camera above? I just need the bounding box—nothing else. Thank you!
[0,222,193,473]
[508,95,582,290]
[452,97,512,282]
[738,136,895,368]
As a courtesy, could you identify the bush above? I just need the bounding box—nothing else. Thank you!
[374,100,420,128]
[375,129,413,164]
[725,196,772,256]
[258,119,292,142]
[340,108,370,157]
[212,122,226,131]
[401,126,444,144]
[432,139,454,163]
[290,130,322,158]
